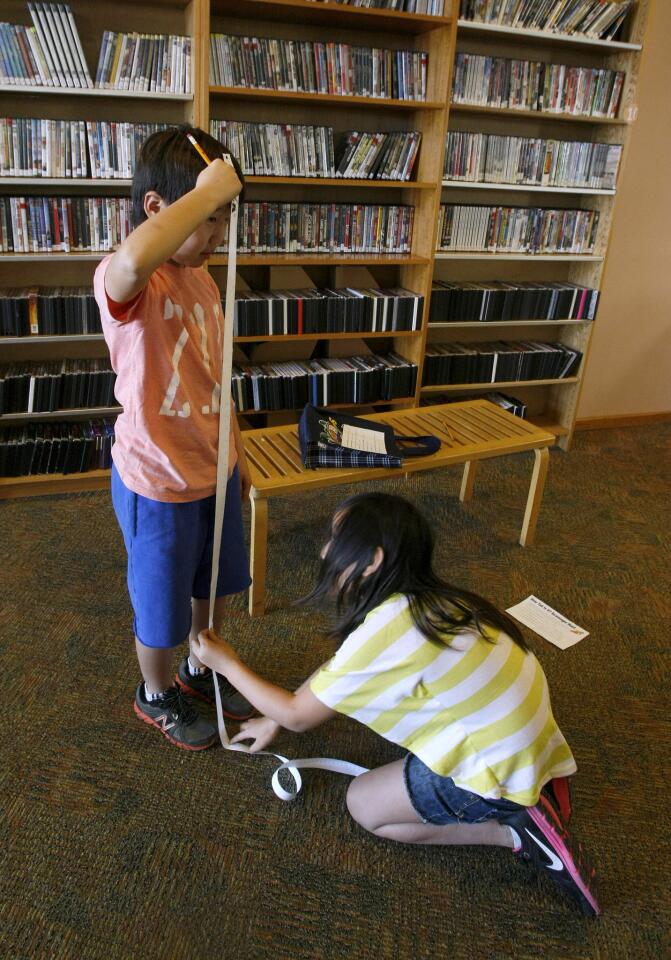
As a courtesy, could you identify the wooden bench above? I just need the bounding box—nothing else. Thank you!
[242,399,555,616]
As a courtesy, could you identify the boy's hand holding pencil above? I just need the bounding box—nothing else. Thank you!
[187,134,242,208]
[195,158,242,209]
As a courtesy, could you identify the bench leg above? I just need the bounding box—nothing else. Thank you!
[520,447,549,547]
[460,460,477,502]
[248,496,268,617]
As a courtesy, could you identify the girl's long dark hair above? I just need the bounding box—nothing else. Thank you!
[302,492,526,650]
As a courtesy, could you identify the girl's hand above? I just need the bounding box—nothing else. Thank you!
[230,716,281,753]
[192,628,240,674]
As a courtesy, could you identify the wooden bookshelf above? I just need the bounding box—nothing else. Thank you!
[0,0,655,494]
[427,0,653,450]
[202,0,455,448]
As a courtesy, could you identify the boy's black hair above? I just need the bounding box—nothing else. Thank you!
[131,124,245,228]
[302,492,527,650]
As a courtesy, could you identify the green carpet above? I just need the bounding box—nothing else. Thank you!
[1,424,669,959]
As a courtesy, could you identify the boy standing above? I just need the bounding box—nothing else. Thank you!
[94,125,252,749]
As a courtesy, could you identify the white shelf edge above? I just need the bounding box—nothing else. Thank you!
[0,178,132,188]
[0,334,104,344]
[428,319,592,328]
[434,253,604,262]
[449,103,629,124]
[0,406,121,422]
[442,180,615,196]
[0,84,192,100]
[456,19,642,52]
[0,253,105,261]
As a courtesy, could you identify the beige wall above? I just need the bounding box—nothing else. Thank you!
[578,0,671,421]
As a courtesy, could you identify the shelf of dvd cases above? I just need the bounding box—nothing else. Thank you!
[421,377,579,393]
[0,178,437,190]
[433,253,604,261]
[236,397,417,416]
[0,253,433,264]
[428,319,592,329]
[442,181,616,197]
[234,330,423,343]
[456,19,641,53]
[448,104,630,125]
[248,178,437,190]
[209,87,444,111]
[210,253,432,266]
[0,330,423,346]
[0,406,121,423]
[209,0,453,34]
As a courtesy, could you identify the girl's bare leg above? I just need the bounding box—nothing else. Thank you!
[346,759,514,847]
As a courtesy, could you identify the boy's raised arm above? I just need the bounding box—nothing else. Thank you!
[104,158,241,304]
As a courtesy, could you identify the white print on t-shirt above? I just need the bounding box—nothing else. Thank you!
[159,296,221,418]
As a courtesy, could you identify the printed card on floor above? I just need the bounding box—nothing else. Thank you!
[505,595,589,650]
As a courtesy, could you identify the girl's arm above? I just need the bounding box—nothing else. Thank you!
[105,159,241,304]
[192,629,335,733]
[229,669,325,752]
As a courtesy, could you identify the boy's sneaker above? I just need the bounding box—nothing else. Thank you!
[542,776,573,823]
[175,657,255,720]
[133,683,217,751]
[502,795,601,917]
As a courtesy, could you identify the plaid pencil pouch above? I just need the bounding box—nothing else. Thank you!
[298,404,440,469]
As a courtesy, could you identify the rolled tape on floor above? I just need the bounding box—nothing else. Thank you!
[209,166,366,800]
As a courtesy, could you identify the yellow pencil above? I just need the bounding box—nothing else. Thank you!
[186,133,212,166]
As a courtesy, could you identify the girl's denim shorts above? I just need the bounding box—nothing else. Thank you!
[403,753,524,825]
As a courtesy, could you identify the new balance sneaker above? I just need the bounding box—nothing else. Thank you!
[544,776,573,823]
[502,795,601,917]
[133,683,218,751]
[175,657,255,720]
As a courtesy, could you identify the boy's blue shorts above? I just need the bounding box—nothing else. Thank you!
[111,463,251,649]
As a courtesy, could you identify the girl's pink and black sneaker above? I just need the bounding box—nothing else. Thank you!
[175,657,254,720]
[543,776,573,823]
[502,794,601,917]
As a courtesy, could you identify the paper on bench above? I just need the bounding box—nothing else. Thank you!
[341,423,388,454]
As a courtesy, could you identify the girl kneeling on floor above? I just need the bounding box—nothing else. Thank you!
[193,492,600,917]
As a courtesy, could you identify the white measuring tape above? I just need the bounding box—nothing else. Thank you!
[207,158,368,799]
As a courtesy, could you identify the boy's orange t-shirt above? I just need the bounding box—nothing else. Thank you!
[94,256,237,502]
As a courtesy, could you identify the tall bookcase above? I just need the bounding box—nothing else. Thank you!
[430,0,651,450]
[0,0,653,497]
[0,0,202,497]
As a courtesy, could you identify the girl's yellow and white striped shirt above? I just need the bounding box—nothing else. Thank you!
[310,594,577,806]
